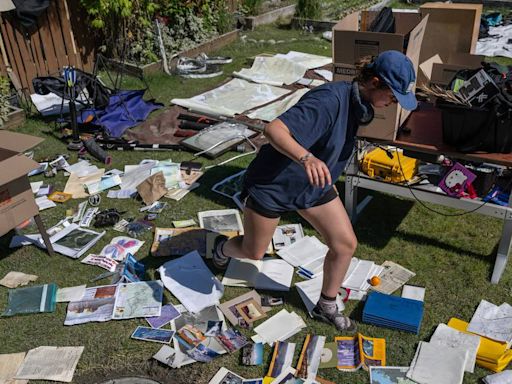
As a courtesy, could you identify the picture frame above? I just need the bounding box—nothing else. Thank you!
[49,223,105,259]
[235,298,267,324]
[198,209,243,233]
[180,122,257,159]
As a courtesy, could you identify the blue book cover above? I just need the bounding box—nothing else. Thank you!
[363,292,424,330]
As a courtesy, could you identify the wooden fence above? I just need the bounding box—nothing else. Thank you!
[0,0,95,94]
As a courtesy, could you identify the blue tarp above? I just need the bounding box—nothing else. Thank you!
[79,90,163,138]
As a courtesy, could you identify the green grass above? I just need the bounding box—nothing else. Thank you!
[1,24,512,384]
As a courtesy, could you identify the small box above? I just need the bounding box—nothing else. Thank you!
[361,147,419,183]
[332,11,429,141]
[0,131,43,236]
[419,3,482,63]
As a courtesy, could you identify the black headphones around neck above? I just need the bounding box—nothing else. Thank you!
[352,81,375,126]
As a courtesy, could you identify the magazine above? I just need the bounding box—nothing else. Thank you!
[151,227,208,257]
[335,333,386,371]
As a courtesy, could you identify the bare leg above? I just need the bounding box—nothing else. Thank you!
[223,206,280,260]
[298,197,357,298]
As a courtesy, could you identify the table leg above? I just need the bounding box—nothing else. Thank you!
[34,214,55,257]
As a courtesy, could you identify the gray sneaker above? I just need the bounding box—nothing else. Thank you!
[311,305,357,333]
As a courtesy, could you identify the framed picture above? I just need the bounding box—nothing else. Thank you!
[235,298,267,324]
[49,223,105,259]
[180,122,257,159]
[198,209,243,233]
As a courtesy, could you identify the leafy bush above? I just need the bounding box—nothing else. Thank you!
[240,0,264,16]
[296,0,322,19]
[80,0,235,64]
[0,76,10,126]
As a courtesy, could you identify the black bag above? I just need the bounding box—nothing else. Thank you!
[369,7,395,33]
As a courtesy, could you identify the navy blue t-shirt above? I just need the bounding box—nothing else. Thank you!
[244,81,358,212]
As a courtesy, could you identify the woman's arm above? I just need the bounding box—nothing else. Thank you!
[264,118,332,188]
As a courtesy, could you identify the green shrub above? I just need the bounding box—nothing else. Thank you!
[240,0,264,16]
[296,0,322,19]
[0,76,10,126]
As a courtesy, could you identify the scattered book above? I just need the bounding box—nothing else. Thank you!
[296,335,326,380]
[467,300,512,345]
[252,309,306,346]
[267,341,296,378]
[335,333,386,371]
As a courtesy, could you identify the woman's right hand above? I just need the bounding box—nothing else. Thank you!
[302,155,332,188]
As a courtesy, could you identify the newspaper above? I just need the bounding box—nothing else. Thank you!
[15,346,84,383]
[371,261,416,294]
[335,333,386,371]
[0,352,27,384]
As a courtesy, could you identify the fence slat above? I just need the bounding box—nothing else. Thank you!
[47,1,67,69]
[56,0,79,68]
[1,16,29,91]
[30,21,49,76]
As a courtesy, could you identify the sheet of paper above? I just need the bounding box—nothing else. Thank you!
[56,285,87,303]
[468,300,512,343]
[247,88,309,122]
[372,261,416,294]
[314,69,333,81]
[64,160,98,177]
[158,251,224,314]
[275,51,332,70]
[407,341,467,384]
[30,181,43,194]
[35,196,56,211]
[171,78,290,117]
[0,352,27,384]
[483,370,512,384]
[15,346,84,383]
[120,161,157,191]
[107,189,135,199]
[401,285,425,302]
[0,271,38,288]
[234,56,307,86]
[253,309,306,345]
[277,236,328,267]
[84,174,122,195]
[223,258,294,291]
[430,323,481,373]
[342,259,375,291]
[295,276,344,316]
[112,281,163,319]
[64,169,105,199]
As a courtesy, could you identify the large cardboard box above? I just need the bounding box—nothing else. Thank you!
[332,11,428,140]
[0,131,43,236]
[419,3,482,63]
[423,53,485,86]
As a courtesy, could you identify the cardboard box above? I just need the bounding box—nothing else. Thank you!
[332,11,428,140]
[0,131,43,236]
[429,53,485,86]
[419,3,482,63]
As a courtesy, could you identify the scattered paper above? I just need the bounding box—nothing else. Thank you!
[253,309,306,345]
[234,56,307,86]
[65,285,118,325]
[468,300,512,343]
[146,304,181,329]
[64,169,105,199]
[107,189,135,199]
[112,280,163,320]
[72,201,88,223]
[15,346,84,383]
[158,251,224,313]
[30,181,43,194]
[0,352,27,384]
[314,69,333,81]
[275,51,332,70]
[56,285,87,303]
[137,171,167,205]
[84,174,122,195]
[483,370,512,384]
[81,254,119,272]
[372,261,416,294]
[401,285,425,302]
[35,196,56,211]
[64,160,98,178]
[295,275,344,316]
[277,236,327,267]
[0,271,38,288]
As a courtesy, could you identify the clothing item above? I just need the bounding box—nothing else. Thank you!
[367,50,417,110]
[244,81,359,212]
[243,186,339,219]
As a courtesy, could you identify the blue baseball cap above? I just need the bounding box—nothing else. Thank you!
[368,50,417,111]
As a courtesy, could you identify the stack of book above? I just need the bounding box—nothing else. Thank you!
[362,292,424,334]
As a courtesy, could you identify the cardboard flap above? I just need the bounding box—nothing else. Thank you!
[0,131,44,153]
[334,11,359,31]
[418,54,443,85]
[0,155,40,185]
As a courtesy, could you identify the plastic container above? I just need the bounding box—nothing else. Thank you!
[361,147,419,183]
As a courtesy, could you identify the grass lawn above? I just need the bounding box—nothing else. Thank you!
[1,24,511,384]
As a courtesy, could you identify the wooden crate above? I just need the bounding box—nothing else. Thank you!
[1,106,25,130]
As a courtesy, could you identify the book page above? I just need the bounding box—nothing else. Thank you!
[222,258,262,288]
[372,261,416,294]
[256,259,294,291]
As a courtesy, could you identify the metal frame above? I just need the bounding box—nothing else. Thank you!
[344,143,511,284]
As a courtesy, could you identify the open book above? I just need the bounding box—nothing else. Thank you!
[222,257,294,291]
[335,333,386,371]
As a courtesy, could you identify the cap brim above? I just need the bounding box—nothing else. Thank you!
[392,88,417,111]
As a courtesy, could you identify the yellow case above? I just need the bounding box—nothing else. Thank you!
[361,148,418,183]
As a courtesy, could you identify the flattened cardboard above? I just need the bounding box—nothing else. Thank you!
[419,3,482,63]
[0,132,44,236]
[430,53,486,86]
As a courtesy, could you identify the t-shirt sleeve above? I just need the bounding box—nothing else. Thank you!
[278,88,339,149]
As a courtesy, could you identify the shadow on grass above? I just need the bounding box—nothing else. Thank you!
[0,230,20,262]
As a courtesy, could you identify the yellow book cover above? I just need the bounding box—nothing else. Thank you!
[335,333,386,371]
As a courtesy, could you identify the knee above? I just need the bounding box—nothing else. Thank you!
[329,235,358,257]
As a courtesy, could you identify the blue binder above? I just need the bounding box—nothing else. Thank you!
[363,291,424,334]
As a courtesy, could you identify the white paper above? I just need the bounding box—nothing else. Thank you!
[402,285,426,302]
[0,352,27,384]
[222,257,294,291]
[153,345,179,368]
[234,56,307,86]
[15,346,84,383]
[208,367,245,384]
[158,251,224,313]
[314,69,333,81]
[107,189,135,199]
[84,174,122,195]
[247,88,309,122]
[476,25,512,59]
[430,323,480,373]
[277,236,327,267]
[35,196,56,211]
[468,300,512,343]
[275,51,331,70]
[342,259,376,291]
[253,309,306,345]
[65,160,98,178]
[30,181,43,194]
[171,78,290,117]
[120,161,156,191]
[483,370,512,384]
[56,285,87,302]
[406,341,467,384]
